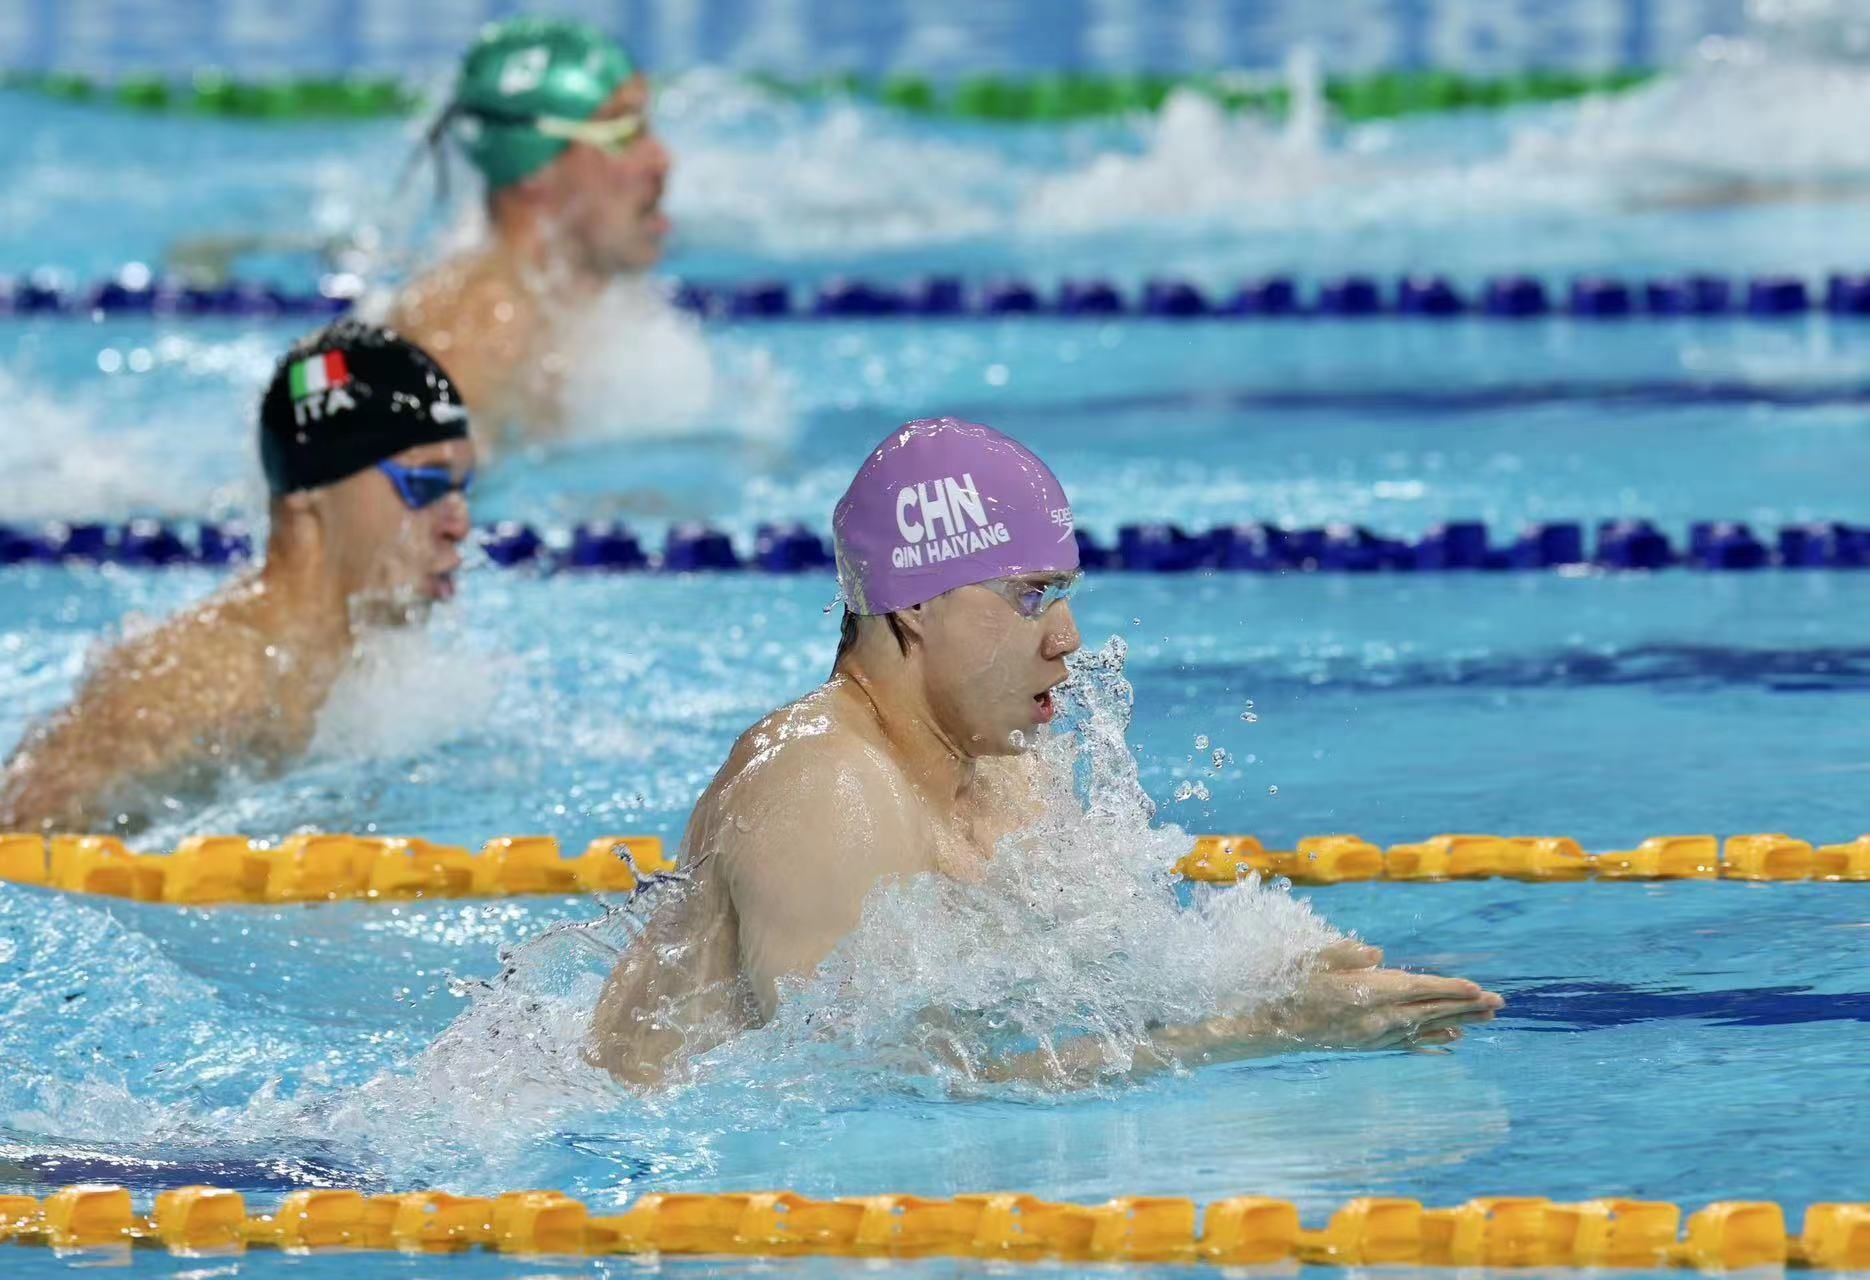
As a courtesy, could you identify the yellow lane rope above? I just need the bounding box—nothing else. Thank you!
[0,829,1863,906]
[1,1185,1863,1269]
[0,832,673,904]
[1175,831,1870,884]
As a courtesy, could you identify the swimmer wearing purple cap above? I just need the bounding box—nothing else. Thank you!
[589,419,1502,1086]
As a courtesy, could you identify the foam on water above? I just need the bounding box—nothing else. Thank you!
[0,357,253,521]
[659,71,1018,257]
[555,279,797,447]
[305,619,509,766]
[649,15,1870,260]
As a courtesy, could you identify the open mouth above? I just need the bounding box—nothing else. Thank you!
[1032,688,1056,724]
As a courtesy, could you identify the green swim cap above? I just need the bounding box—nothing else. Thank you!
[450,17,635,190]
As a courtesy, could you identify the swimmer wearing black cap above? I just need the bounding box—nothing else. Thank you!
[389,17,671,439]
[0,321,475,833]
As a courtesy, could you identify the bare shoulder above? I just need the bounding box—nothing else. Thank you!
[390,255,517,359]
[694,684,926,881]
[0,583,285,828]
[79,586,275,716]
[387,255,477,333]
[715,689,901,806]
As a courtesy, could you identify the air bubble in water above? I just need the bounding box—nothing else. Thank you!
[1210,748,1228,770]
[1172,780,1211,803]
[1268,785,1279,796]
[1241,712,1259,723]
[1193,735,1209,750]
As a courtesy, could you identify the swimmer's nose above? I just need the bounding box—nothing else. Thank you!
[644,133,672,181]
[1042,602,1081,661]
[432,492,471,543]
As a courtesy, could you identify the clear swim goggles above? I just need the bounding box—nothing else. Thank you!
[979,571,1083,620]
[531,110,647,154]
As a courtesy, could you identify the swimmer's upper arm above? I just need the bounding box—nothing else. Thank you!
[720,738,924,1020]
[0,628,268,830]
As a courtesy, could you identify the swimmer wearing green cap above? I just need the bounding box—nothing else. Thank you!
[0,322,476,833]
[587,419,1503,1087]
[390,17,671,438]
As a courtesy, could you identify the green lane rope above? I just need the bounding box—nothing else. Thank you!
[0,70,418,118]
[1,67,1654,123]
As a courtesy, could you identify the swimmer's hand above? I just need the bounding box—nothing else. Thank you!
[973,941,1504,1088]
[1137,940,1502,1069]
[1248,940,1505,1051]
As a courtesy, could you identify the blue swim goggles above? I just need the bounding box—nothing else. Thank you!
[377,460,475,510]
[982,571,1083,620]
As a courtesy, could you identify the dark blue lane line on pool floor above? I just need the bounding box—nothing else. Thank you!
[0,1146,378,1194]
[1499,982,1870,1030]
[1141,646,1870,694]
[1043,380,1870,416]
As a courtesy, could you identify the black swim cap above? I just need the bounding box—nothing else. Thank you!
[258,320,469,497]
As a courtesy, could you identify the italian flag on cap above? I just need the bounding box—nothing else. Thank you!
[289,350,351,400]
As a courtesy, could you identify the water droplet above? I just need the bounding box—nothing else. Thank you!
[1241,712,1259,724]
[1007,729,1027,751]
[1267,785,1279,796]
[1131,618,1142,626]
[1210,748,1228,770]
[1194,735,1209,750]
[734,815,753,833]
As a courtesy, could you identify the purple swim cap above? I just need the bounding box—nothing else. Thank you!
[835,417,1078,616]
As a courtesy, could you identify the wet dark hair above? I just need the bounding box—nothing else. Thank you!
[834,608,910,670]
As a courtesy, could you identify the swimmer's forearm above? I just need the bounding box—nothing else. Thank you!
[977,1014,1284,1089]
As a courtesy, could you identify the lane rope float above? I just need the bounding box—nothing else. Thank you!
[0,1183,1863,1269]
[4,67,1655,124]
[0,830,1861,908]
[7,516,1870,573]
[12,266,1870,321]
[0,833,674,904]
[1175,832,1870,884]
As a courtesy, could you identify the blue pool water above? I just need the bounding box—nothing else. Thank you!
[3,23,1870,1278]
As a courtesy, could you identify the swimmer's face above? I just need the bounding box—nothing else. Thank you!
[322,438,476,620]
[915,573,1082,755]
[541,76,671,274]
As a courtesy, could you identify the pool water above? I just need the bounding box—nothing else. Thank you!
[3,19,1869,1279]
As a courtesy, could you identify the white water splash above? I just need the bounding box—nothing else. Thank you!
[282,635,1345,1190]
[0,357,258,521]
[556,279,797,447]
[307,618,508,764]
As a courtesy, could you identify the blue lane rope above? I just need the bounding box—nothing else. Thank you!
[13,268,1870,321]
[3,517,1867,573]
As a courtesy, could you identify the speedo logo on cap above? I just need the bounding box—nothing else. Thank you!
[890,473,1012,569]
[289,351,356,425]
